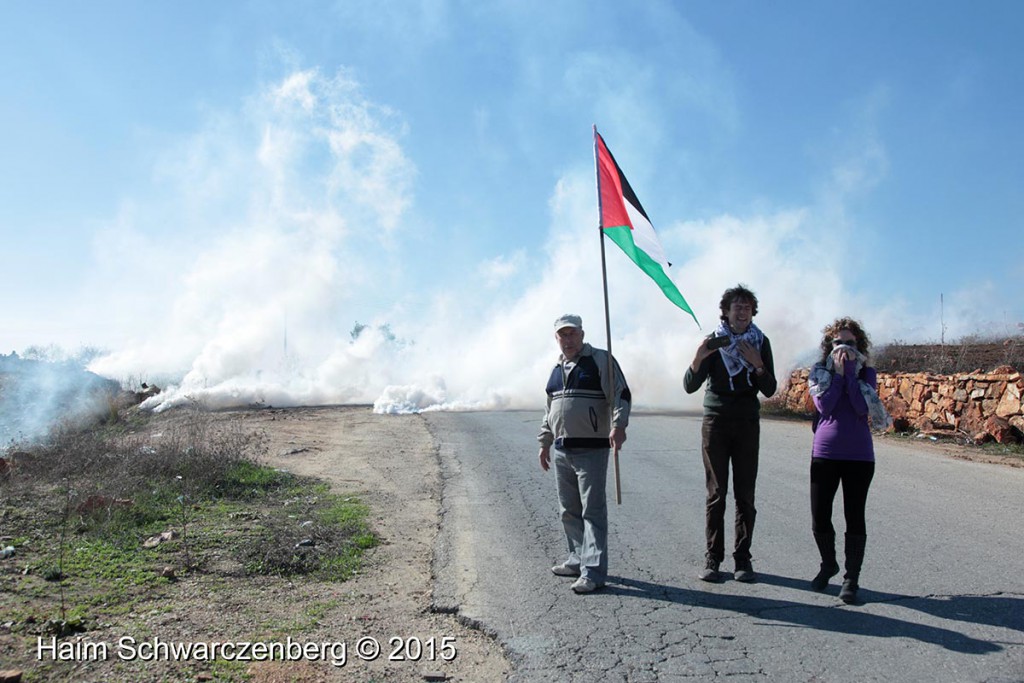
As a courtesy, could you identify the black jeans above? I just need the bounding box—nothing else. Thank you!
[701,415,760,563]
[810,458,875,536]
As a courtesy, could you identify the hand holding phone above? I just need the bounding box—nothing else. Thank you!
[706,335,730,350]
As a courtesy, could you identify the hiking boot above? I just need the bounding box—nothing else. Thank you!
[551,563,581,577]
[734,559,757,583]
[570,577,604,593]
[698,559,721,583]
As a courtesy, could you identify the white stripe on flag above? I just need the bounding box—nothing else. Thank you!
[624,200,669,266]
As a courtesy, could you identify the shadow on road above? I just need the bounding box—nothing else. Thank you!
[755,572,1024,634]
[606,575,1015,655]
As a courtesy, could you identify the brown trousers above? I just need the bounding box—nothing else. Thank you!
[701,415,760,564]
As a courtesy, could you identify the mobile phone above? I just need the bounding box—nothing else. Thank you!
[706,335,730,350]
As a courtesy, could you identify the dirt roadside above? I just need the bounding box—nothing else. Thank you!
[236,405,513,682]
[1,405,511,682]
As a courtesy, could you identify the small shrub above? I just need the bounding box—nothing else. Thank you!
[218,460,294,498]
[237,491,378,580]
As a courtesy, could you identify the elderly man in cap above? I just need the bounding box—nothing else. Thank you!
[538,314,631,593]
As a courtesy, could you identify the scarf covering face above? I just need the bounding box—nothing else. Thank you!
[808,349,893,431]
[714,320,764,390]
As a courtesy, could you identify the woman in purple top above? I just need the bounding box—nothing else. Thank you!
[807,317,878,604]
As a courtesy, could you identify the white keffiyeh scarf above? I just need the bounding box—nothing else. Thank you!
[714,320,764,391]
[808,349,893,431]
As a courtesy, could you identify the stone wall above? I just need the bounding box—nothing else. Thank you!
[775,365,1023,444]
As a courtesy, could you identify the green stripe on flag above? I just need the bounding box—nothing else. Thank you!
[603,225,698,324]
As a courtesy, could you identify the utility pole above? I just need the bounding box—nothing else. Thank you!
[940,293,945,346]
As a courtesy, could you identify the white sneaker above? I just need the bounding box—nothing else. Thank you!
[551,563,581,577]
[570,577,604,593]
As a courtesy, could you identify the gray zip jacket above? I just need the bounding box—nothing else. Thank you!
[538,343,631,450]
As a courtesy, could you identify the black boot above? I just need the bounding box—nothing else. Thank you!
[839,533,866,604]
[811,532,839,591]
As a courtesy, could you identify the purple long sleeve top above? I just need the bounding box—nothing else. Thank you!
[810,359,876,461]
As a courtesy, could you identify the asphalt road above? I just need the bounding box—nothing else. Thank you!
[425,410,1024,683]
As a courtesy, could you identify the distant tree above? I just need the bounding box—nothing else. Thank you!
[22,344,62,362]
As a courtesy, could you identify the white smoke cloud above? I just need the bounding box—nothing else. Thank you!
[90,67,418,409]
[78,67,1010,420]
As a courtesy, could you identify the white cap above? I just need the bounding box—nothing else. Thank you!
[554,314,582,331]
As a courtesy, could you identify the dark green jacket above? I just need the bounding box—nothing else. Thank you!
[684,336,777,418]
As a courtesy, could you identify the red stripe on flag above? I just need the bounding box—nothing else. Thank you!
[595,132,633,230]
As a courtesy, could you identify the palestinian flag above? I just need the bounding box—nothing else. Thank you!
[594,127,699,326]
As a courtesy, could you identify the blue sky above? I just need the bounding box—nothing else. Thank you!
[2,1,1021,410]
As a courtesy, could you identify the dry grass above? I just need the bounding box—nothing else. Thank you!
[0,405,377,652]
[10,405,265,504]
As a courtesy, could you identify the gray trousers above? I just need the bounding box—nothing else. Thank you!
[553,446,609,583]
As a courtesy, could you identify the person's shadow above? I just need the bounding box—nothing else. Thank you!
[756,571,1024,633]
[603,573,1020,655]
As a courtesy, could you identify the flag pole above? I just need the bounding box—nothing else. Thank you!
[599,219,623,505]
[594,125,623,505]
